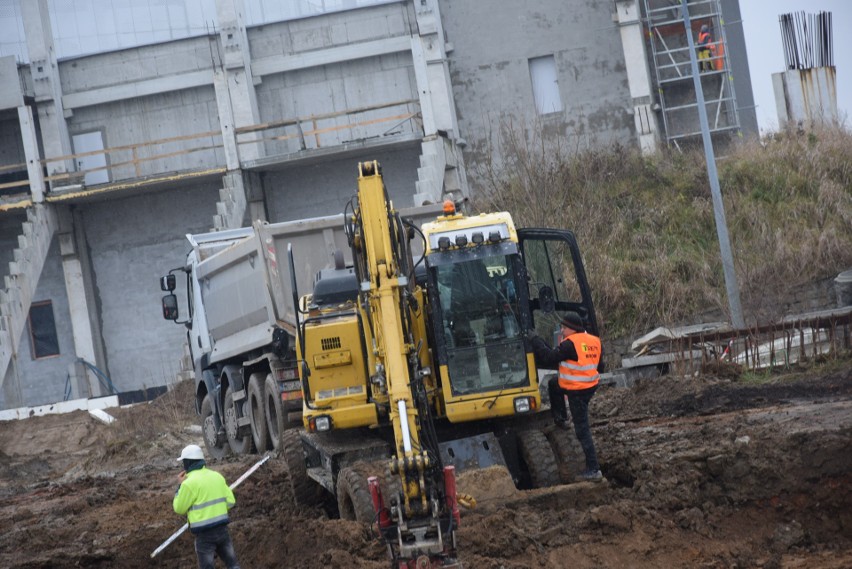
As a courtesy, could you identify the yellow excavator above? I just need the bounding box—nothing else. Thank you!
[283,161,599,568]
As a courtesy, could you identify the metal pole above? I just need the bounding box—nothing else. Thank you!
[680,0,745,329]
[151,454,271,559]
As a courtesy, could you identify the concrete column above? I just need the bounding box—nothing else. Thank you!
[20,0,73,180]
[17,106,46,203]
[215,0,262,162]
[213,71,241,171]
[615,0,660,154]
[57,206,102,397]
[412,0,462,139]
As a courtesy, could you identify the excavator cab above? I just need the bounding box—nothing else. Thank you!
[422,216,598,423]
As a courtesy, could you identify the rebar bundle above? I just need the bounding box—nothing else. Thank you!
[779,11,834,70]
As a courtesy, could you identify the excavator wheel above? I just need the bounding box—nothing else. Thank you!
[224,388,255,455]
[336,467,377,523]
[247,373,271,452]
[281,429,323,507]
[517,429,560,488]
[545,428,585,484]
[264,374,286,451]
[200,393,230,460]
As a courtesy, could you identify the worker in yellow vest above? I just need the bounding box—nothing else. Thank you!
[530,311,603,482]
[173,444,241,569]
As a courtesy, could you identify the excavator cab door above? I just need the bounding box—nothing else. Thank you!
[517,228,598,340]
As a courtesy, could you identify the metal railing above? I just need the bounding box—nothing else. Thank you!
[0,99,422,195]
[650,309,852,376]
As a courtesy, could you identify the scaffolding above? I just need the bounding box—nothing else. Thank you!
[643,0,741,147]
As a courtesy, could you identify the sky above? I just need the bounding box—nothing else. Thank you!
[739,0,850,133]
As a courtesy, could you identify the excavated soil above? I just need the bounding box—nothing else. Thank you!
[1,363,850,568]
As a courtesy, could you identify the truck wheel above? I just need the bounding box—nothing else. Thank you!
[281,429,321,507]
[248,373,271,452]
[518,429,560,488]
[224,389,254,455]
[336,467,376,523]
[264,374,286,451]
[201,394,230,460]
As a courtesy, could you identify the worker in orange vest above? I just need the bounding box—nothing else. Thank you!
[697,24,715,72]
[529,311,603,482]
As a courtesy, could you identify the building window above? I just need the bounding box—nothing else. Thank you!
[28,300,60,359]
[529,55,563,115]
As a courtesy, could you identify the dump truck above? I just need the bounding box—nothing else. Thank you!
[159,202,445,457]
[161,160,599,566]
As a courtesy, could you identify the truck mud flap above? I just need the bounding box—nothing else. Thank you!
[439,433,507,473]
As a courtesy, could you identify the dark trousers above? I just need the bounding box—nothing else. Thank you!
[548,378,600,472]
[194,525,240,569]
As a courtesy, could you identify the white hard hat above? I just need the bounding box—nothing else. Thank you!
[177,444,205,462]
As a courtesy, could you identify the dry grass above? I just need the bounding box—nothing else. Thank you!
[474,124,852,347]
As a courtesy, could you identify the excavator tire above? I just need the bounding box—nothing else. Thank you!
[224,389,254,455]
[517,429,560,488]
[281,429,322,507]
[264,374,287,451]
[247,373,270,452]
[200,393,230,460]
[545,428,585,484]
[336,467,377,523]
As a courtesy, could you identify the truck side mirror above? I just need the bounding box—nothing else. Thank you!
[162,294,179,320]
[160,274,176,292]
[538,285,555,313]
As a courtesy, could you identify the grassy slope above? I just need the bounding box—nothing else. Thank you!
[473,126,852,347]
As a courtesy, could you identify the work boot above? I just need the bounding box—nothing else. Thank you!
[576,469,603,483]
[552,417,570,430]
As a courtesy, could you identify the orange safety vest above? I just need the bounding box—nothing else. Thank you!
[698,31,715,53]
[558,331,601,390]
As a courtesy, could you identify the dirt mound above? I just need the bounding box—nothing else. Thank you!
[1,366,850,568]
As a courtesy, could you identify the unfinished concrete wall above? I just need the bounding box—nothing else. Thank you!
[247,2,414,58]
[439,0,634,191]
[0,241,75,408]
[265,145,421,222]
[249,3,420,157]
[66,86,223,181]
[80,182,219,393]
[58,37,215,93]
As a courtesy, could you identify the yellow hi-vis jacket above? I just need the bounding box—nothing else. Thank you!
[558,331,601,391]
[173,467,235,533]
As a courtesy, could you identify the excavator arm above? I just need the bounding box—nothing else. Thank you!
[348,161,458,568]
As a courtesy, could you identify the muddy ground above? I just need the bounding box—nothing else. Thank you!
[0,362,850,568]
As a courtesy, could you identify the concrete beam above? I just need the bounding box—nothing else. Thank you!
[251,35,411,77]
[62,70,214,110]
[616,0,659,154]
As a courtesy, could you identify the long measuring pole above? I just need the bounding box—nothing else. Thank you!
[151,454,270,559]
[680,0,745,329]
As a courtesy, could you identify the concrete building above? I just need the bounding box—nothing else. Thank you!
[0,0,757,410]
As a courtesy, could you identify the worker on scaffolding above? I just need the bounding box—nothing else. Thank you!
[697,24,715,72]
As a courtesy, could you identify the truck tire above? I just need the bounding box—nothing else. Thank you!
[264,374,286,451]
[224,388,254,455]
[281,429,321,507]
[518,429,560,488]
[200,393,230,460]
[336,467,376,523]
[248,373,271,452]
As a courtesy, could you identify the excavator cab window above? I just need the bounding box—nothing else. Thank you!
[428,243,530,396]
